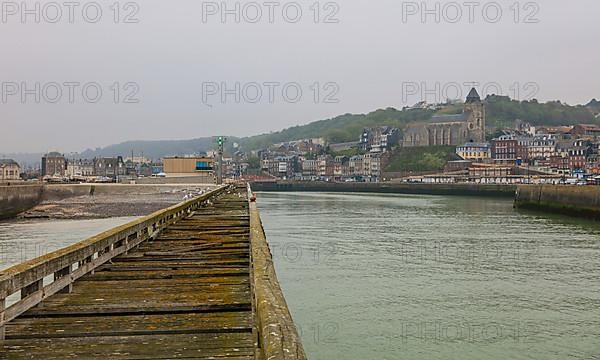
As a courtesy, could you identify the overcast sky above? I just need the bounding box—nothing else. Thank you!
[1,0,598,153]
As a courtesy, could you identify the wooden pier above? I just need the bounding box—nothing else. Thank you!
[0,185,305,359]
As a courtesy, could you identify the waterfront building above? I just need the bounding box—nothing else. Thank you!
[275,156,298,178]
[568,139,587,172]
[491,136,518,164]
[549,155,570,175]
[468,163,512,178]
[301,159,318,177]
[362,152,382,180]
[162,156,214,179]
[349,156,363,177]
[317,155,334,177]
[66,159,95,177]
[42,152,67,176]
[528,135,557,161]
[0,159,21,181]
[456,142,490,162]
[333,156,350,178]
[94,157,126,180]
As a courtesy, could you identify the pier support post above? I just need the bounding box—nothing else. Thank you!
[0,298,5,340]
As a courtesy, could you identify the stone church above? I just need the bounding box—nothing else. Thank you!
[403,88,486,147]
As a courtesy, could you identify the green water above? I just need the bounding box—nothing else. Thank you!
[257,192,600,360]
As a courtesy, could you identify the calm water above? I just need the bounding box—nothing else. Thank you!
[0,194,598,359]
[257,192,600,360]
[0,217,138,271]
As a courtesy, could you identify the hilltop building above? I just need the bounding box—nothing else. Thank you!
[403,88,486,147]
[359,127,400,152]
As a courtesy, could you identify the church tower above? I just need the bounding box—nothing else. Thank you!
[464,88,485,142]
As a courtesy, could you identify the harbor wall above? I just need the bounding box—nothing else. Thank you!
[0,185,44,220]
[515,185,600,220]
[251,181,517,197]
[0,184,215,219]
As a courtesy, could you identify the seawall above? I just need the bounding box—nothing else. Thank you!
[0,184,216,219]
[0,185,44,220]
[250,181,517,197]
[515,185,600,220]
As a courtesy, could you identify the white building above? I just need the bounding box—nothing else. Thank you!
[0,159,21,181]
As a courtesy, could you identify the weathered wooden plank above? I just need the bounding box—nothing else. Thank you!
[6,312,253,339]
[2,333,256,359]
[1,186,271,359]
[79,268,250,281]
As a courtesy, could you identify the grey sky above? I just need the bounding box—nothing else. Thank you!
[0,0,598,153]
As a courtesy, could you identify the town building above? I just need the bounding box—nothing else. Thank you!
[403,88,486,147]
[333,156,350,178]
[67,159,95,177]
[456,142,490,162]
[359,127,400,152]
[528,135,557,161]
[317,155,334,177]
[301,159,318,177]
[362,152,382,180]
[491,136,518,164]
[94,157,126,180]
[568,139,587,172]
[349,156,363,177]
[468,163,512,178]
[163,156,215,179]
[42,152,66,176]
[571,124,600,139]
[0,159,21,181]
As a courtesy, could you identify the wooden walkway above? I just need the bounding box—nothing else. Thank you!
[2,188,258,359]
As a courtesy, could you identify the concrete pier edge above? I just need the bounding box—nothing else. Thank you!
[514,184,600,220]
[249,185,307,360]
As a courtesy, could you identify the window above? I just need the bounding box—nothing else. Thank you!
[196,161,213,171]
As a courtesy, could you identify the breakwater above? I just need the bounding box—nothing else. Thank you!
[251,181,517,197]
[0,185,44,220]
[515,184,600,220]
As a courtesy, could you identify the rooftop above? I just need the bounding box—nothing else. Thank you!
[44,152,63,157]
[466,88,481,103]
[430,113,468,124]
[0,159,19,166]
